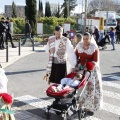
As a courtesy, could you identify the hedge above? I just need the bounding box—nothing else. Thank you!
[1,16,77,34]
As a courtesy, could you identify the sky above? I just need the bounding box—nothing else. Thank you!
[0,0,83,14]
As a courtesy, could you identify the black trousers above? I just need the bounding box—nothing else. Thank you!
[0,33,6,48]
[116,34,120,43]
[105,34,110,43]
[6,32,14,47]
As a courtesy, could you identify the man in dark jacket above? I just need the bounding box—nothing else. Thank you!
[0,17,7,49]
[93,26,100,43]
[21,19,34,46]
[6,17,16,48]
[115,23,120,44]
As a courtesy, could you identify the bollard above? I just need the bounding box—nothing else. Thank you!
[18,38,21,56]
[6,42,8,62]
[42,34,44,47]
[32,38,34,51]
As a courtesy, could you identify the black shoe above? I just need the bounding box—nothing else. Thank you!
[111,49,115,50]
[0,47,4,50]
[12,46,16,48]
[86,110,94,116]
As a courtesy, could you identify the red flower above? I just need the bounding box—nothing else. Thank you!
[86,62,95,71]
[0,93,13,104]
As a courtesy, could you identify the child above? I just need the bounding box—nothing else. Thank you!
[109,27,115,50]
[52,73,82,92]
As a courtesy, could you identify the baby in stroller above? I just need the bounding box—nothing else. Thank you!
[45,62,95,120]
[51,73,82,92]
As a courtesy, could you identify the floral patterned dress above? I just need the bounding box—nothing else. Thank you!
[75,42,103,111]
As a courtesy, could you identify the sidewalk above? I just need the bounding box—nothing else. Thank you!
[0,45,45,69]
[0,45,46,119]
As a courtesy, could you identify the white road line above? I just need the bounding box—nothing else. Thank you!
[15,95,101,120]
[108,76,120,80]
[15,95,120,117]
[103,102,120,116]
[81,116,101,120]
[103,81,120,89]
[15,95,51,109]
[103,90,120,100]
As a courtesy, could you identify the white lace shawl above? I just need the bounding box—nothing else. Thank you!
[76,42,98,55]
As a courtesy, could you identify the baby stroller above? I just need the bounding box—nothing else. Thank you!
[45,62,94,120]
[97,35,110,49]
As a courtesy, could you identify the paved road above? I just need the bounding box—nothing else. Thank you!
[5,44,120,120]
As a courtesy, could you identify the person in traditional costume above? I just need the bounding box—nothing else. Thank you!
[75,32,103,114]
[44,26,76,84]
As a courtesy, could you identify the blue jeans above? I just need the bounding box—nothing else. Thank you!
[111,37,115,49]
[22,33,34,45]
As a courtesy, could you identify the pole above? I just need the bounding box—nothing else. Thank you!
[106,11,109,33]
[6,42,8,62]
[84,0,87,32]
[68,0,70,17]
[32,37,34,51]
[82,0,83,13]
[18,38,21,56]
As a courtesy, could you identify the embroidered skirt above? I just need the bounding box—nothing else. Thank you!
[49,63,66,84]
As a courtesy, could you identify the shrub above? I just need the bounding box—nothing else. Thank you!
[11,17,77,34]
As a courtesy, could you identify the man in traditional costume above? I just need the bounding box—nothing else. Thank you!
[45,26,76,84]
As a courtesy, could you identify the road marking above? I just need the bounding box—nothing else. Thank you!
[15,95,51,109]
[103,102,120,116]
[15,95,120,117]
[103,90,120,100]
[103,81,120,89]
[108,76,120,80]
[83,116,101,120]
[15,95,101,120]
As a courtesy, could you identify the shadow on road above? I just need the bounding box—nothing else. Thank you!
[6,69,46,75]
[102,72,120,81]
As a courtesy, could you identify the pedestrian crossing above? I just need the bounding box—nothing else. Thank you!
[14,78,120,120]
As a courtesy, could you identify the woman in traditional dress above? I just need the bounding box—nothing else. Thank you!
[45,26,76,84]
[75,32,103,114]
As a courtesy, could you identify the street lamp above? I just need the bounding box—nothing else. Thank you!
[68,0,70,17]
[84,0,88,32]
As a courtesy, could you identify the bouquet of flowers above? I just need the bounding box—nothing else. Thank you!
[0,93,15,120]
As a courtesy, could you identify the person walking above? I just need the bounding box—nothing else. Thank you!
[0,17,7,50]
[93,26,100,44]
[75,32,103,114]
[6,17,16,48]
[21,19,34,46]
[109,27,115,50]
[115,23,120,44]
[44,26,76,84]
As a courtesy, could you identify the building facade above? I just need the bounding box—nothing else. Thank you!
[5,5,25,18]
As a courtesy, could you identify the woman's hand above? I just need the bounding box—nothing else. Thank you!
[71,68,76,72]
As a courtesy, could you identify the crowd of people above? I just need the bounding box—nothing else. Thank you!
[0,17,16,50]
[44,25,103,115]
[0,17,33,50]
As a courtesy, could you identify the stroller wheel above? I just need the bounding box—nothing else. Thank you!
[78,108,86,120]
[61,113,68,120]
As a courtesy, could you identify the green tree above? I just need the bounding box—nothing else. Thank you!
[12,1,17,18]
[61,0,77,16]
[38,0,43,17]
[45,1,51,17]
[64,0,68,18]
[55,3,61,18]
[25,0,37,35]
